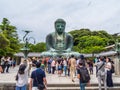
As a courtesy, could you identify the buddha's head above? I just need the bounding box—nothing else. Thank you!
[54,19,66,35]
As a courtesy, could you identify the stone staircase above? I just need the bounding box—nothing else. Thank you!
[0,83,120,90]
[47,83,120,90]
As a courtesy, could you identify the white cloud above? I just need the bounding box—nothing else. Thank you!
[0,0,120,42]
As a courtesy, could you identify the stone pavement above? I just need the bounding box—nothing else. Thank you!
[0,66,120,90]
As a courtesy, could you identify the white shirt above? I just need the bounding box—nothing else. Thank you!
[16,63,29,87]
[63,60,67,66]
[105,62,111,71]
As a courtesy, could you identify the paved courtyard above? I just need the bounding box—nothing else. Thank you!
[0,66,120,85]
[0,66,120,84]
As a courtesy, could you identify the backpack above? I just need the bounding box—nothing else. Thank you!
[79,67,90,83]
[111,64,115,73]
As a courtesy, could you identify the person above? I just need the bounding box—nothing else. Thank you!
[57,57,63,76]
[94,57,100,77]
[47,57,52,74]
[79,55,86,67]
[96,56,107,90]
[41,18,80,57]
[105,57,113,87]
[31,57,37,73]
[12,59,16,68]
[41,58,45,71]
[1,57,5,73]
[0,65,3,73]
[51,58,56,74]
[28,58,32,76]
[32,57,37,67]
[67,57,70,76]
[63,58,67,76]
[15,59,30,90]
[69,55,76,82]
[77,61,90,90]
[5,56,10,73]
[29,62,47,90]
[88,61,93,75]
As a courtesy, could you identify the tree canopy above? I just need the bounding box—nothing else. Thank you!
[29,42,46,52]
[0,18,20,56]
[69,28,119,54]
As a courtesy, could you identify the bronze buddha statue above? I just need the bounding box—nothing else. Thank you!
[41,19,80,57]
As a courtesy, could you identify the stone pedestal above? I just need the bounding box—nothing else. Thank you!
[114,56,120,75]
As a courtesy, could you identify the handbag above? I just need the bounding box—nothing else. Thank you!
[15,72,19,81]
[35,70,45,90]
[37,84,45,90]
[15,74,18,81]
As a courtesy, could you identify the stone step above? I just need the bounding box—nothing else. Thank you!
[47,86,120,90]
[47,83,120,87]
[0,84,120,90]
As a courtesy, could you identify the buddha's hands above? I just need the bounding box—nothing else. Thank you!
[50,48,71,52]
[66,48,71,52]
[50,48,55,52]
[50,48,57,52]
[61,48,71,53]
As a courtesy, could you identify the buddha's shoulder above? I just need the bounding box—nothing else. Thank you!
[46,32,55,37]
[65,32,73,37]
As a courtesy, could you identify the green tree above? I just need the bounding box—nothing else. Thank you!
[78,36,106,53]
[69,29,114,54]
[69,28,91,46]
[0,18,20,56]
[29,42,46,52]
[0,33,10,56]
[0,33,9,48]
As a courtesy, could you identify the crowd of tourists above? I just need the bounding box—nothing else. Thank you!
[0,56,16,73]
[0,55,115,90]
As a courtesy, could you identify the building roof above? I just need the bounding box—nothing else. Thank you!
[14,52,41,57]
[14,51,117,58]
[105,44,115,49]
[98,51,116,56]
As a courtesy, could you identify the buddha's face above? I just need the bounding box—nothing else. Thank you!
[55,22,65,34]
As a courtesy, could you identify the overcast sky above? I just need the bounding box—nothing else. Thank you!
[0,0,120,43]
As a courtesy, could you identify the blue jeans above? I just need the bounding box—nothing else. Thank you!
[64,66,67,76]
[48,64,51,73]
[80,82,86,90]
[16,85,27,90]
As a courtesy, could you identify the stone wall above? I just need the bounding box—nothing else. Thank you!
[0,83,28,90]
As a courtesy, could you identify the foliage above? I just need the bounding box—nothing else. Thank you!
[70,28,91,45]
[72,46,80,52]
[0,33,10,48]
[78,36,106,53]
[29,42,46,52]
[0,18,20,56]
[69,28,118,54]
